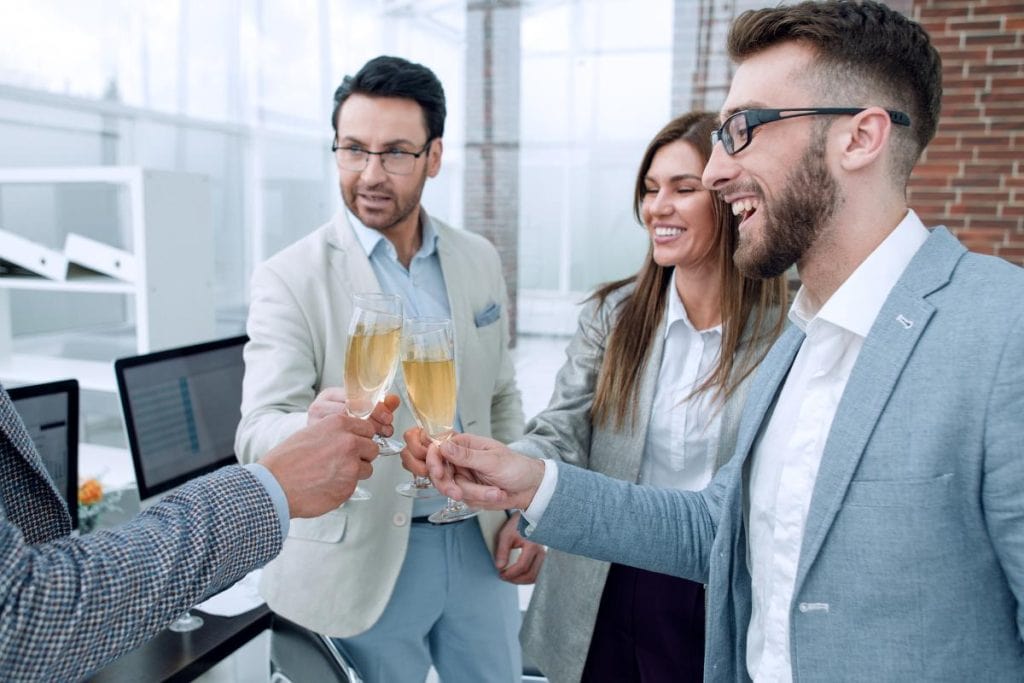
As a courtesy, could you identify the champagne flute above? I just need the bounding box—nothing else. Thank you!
[344,292,403,500]
[401,318,477,523]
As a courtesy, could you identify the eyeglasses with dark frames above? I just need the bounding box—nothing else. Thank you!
[331,140,432,175]
[711,108,911,156]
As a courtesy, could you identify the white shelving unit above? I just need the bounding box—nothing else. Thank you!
[0,166,216,393]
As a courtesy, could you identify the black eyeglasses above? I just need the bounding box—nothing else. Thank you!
[711,108,911,156]
[331,140,432,175]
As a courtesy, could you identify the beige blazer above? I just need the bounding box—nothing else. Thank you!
[235,211,524,638]
[513,283,780,683]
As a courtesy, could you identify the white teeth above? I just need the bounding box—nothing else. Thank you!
[654,227,683,237]
[731,198,758,217]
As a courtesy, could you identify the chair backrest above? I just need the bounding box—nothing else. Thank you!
[269,614,362,683]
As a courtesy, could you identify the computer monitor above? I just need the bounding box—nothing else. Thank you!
[114,335,248,501]
[7,379,79,530]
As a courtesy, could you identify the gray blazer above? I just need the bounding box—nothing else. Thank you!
[0,386,282,682]
[529,227,1024,681]
[513,283,779,683]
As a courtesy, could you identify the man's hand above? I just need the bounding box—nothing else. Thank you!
[426,433,545,511]
[400,426,431,477]
[307,386,349,426]
[495,512,545,584]
[262,394,400,517]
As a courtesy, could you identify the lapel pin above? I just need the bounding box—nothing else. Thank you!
[896,314,914,329]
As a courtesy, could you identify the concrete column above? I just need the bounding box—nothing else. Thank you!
[464,0,521,342]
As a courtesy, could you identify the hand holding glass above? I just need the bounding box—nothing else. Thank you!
[344,293,403,500]
[400,318,477,523]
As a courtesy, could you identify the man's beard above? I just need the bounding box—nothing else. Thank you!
[735,131,842,280]
[344,168,428,233]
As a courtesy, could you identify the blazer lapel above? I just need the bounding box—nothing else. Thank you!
[327,212,380,297]
[794,227,963,587]
[620,316,666,481]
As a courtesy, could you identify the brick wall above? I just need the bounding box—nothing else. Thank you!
[464,0,521,341]
[910,0,1024,264]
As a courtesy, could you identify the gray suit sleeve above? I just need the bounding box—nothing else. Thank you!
[509,296,610,465]
[528,452,733,584]
[0,466,282,682]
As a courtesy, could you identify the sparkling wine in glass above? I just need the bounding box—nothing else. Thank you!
[400,318,477,523]
[344,293,403,500]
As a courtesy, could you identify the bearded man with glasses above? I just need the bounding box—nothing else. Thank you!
[408,2,1024,681]
[235,55,538,683]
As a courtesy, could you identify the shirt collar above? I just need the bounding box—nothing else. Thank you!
[789,209,930,337]
[663,267,723,339]
[346,209,439,261]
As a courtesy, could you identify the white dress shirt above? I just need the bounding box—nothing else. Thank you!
[640,270,723,491]
[745,210,929,682]
[527,270,725,516]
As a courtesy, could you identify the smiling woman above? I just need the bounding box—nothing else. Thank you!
[514,110,788,683]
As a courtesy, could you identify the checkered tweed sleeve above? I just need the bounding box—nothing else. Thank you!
[0,465,283,682]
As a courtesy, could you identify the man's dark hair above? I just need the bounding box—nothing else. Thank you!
[728,0,942,182]
[331,56,446,142]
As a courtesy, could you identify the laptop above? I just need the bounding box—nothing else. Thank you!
[7,379,79,529]
[114,335,248,503]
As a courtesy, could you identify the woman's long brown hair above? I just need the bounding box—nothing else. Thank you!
[590,111,788,430]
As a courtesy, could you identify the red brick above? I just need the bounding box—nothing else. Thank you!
[991,47,1024,63]
[975,149,1024,161]
[960,135,1013,146]
[938,49,992,65]
[920,149,969,162]
[1000,205,1024,216]
[967,63,1024,76]
[963,161,1016,173]
[947,18,1004,31]
[958,227,1007,240]
[940,91,982,105]
[918,6,969,20]
[914,189,960,201]
[914,162,962,176]
[962,190,1014,203]
[951,175,1004,188]
[931,35,966,50]
[1006,18,1024,30]
[963,32,1018,47]
[969,3,1024,17]
[988,77,1024,89]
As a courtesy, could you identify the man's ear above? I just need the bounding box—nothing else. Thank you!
[427,138,443,178]
[838,107,892,172]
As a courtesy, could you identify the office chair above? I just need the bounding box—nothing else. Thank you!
[269,614,364,683]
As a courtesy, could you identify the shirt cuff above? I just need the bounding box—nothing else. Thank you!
[244,463,290,539]
[522,459,558,529]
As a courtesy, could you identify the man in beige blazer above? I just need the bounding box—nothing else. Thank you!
[235,55,535,682]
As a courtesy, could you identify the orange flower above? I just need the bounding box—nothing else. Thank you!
[78,478,103,506]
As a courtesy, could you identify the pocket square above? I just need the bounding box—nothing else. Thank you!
[474,302,501,328]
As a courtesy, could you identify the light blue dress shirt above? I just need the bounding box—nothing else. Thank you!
[348,210,458,516]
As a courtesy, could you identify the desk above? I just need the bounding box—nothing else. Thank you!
[87,605,272,683]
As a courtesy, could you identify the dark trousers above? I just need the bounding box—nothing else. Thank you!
[580,563,706,683]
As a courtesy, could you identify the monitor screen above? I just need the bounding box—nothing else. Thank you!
[7,379,79,530]
[114,335,248,500]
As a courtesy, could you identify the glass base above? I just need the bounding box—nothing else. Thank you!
[349,485,372,501]
[396,478,439,499]
[168,611,204,632]
[428,500,479,524]
[374,434,404,456]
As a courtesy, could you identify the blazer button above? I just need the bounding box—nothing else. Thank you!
[392,513,408,527]
[798,603,809,613]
